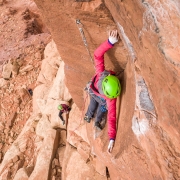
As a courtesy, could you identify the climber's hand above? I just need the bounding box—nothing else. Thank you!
[108,139,115,153]
[108,30,119,44]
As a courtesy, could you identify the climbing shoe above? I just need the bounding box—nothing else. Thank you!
[84,115,91,123]
[95,122,103,130]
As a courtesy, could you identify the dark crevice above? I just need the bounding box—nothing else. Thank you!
[106,167,110,178]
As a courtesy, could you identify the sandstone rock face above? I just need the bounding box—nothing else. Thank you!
[36,40,61,85]
[62,143,106,180]
[0,0,51,167]
[0,15,73,179]
[13,168,29,180]
[0,0,52,179]
[29,121,58,180]
[34,40,72,128]
[1,0,180,180]
[32,0,180,179]
[2,61,13,79]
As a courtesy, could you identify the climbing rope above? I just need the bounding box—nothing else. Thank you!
[68,92,89,138]
[66,19,94,139]
[76,19,95,68]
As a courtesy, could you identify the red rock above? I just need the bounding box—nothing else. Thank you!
[10,131,14,137]
[8,162,14,168]
[0,143,3,149]
[32,0,180,178]
[4,128,9,135]
[19,65,33,73]
[0,169,11,179]
[95,158,106,177]
[58,146,66,167]
[12,61,20,77]
[11,159,25,179]
[2,62,13,80]
[1,0,180,179]
[52,158,59,167]
[34,52,42,60]
[0,152,3,162]
[13,168,28,180]
[12,155,19,163]
[59,130,66,146]
[77,142,90,163]
[19,154,24,160]
[0,78,8,88]
[52,168,56,176]
[18,88,31,104]
[0,122,4,130]
[56,168,61,176]
[7,111,17,127]
[62,143,98,180]
[29,128,58,180]
[8,7,17,15]
[30,127,35,132]
[0,0,4,6]
[51,162,55,169]
[8,137,13,144]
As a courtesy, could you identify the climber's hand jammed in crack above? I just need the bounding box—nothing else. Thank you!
[84,29,121,153]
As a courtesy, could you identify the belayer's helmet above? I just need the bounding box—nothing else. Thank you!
[102,75,121,99]
[58,105,63,110]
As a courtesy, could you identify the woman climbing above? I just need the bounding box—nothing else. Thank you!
[84,30,121,153]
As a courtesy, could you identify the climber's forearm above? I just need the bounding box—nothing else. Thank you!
[94,40,113,74]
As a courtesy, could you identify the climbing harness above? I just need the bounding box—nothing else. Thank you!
[76,19,95,68]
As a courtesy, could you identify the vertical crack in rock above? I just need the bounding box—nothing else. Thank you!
[117,22,136,62]
[115,6,180,178]
[116,21,156,137]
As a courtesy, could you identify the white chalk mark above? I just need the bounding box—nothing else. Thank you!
[132,116,149,137]
[117,22,136,61]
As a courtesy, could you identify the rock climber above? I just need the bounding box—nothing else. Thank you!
[84,30,121,153]
[58,104,71,125]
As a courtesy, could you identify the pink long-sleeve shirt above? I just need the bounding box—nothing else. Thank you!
[90,40,117,140]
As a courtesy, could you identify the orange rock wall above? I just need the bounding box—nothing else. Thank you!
[32,0,180,179]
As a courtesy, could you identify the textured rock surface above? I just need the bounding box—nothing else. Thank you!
[62,143,106,180]
[13,168,29,180]
[0,0,180,180]
[0,1,51,179]
[32,0,180,179]
[0,37,72,179]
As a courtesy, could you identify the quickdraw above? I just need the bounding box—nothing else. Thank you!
[76,19,95,68]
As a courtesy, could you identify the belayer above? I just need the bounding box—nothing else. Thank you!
[84,30,121,153]
[58,104,71,125]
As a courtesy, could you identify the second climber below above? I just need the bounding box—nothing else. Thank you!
[84,30,121,153]
[58,104,71,125]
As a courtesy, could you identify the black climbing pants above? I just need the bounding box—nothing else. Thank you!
[58,111,65,124]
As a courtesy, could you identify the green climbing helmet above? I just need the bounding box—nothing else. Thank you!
[58,105,63,110]
[102,75,121,99]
